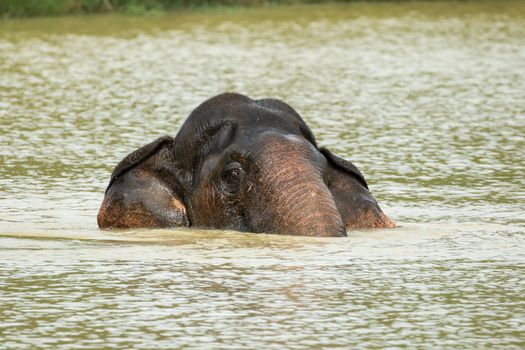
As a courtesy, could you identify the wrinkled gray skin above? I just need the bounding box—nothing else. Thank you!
[98,93,395,237]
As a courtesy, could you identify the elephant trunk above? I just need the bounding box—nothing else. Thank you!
[249,133,346,237]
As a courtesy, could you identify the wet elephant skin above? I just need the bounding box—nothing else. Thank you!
[98,93,395,236]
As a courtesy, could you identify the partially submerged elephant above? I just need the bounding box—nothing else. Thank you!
[98,93,395,237]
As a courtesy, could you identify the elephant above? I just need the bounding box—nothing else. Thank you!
[98,93,395,237]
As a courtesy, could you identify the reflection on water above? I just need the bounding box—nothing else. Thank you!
[1,227,524,349]
[0,1,524,349]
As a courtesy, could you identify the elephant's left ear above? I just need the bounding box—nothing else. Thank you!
[319,147,368,189]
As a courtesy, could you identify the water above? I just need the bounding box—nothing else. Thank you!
[1,2,524,348]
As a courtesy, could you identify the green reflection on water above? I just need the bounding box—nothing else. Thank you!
[0,1,524,349]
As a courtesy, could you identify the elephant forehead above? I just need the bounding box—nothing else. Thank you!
[249,131,326,168]
[240,113,306,137]
[181,103,308,140]
[173,94,318,171]
[253,131,315,151]
[176,115,305,161]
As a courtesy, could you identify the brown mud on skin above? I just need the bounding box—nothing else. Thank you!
[98,200,163,229]
[98,168,189,229]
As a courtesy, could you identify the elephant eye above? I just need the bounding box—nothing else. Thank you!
[226,169,240,183]
[221,162,243,192]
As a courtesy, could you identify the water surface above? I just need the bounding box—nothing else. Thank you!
[1,2,524,349]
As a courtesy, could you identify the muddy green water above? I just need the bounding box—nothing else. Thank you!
[1,2,524,349]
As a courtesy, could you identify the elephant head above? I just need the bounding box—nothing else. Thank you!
[98,93,395,236]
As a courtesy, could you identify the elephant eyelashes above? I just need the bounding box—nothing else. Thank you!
[220,162,244,193]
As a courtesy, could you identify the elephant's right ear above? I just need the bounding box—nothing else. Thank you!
[320,147,396,229]
[320,147,368,189]
[98,136,189,229]
[106,135,173,193]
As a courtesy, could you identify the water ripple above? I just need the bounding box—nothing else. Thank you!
[1,2,524,349]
